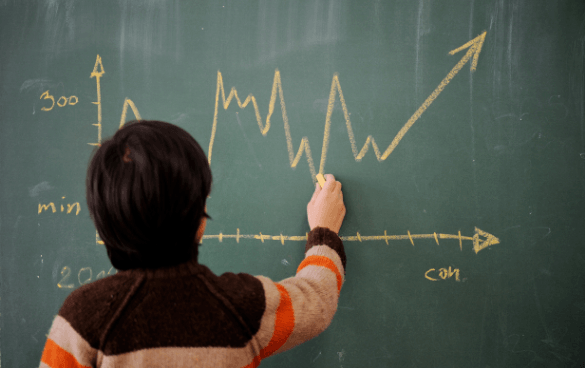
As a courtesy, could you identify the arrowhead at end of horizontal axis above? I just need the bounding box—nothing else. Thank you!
[473,227,500,254]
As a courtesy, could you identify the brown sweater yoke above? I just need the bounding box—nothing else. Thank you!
[41,227,346,368]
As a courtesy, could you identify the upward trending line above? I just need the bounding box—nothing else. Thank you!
[207,32,486,184]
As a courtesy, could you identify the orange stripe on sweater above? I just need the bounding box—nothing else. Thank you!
[242,283,295,368]
[297,255,342,293]
[41,338,91,368]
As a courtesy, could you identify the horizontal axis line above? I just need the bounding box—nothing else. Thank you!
[201,230,473,244]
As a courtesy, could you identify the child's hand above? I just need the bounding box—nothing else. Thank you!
[307,174,346,234]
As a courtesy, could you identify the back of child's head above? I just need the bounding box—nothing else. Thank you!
[86,120,212,270]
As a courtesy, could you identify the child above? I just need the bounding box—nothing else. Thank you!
[40,120,346,368]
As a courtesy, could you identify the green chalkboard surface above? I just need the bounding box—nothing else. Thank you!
[1,1,584,367]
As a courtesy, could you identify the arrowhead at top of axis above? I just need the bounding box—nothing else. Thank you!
[91,54,105,78]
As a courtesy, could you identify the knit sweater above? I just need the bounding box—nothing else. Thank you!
[39,227,346,368]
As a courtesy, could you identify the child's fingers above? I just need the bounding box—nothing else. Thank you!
[323,174,337,192]
[310,182,321,203]
[334,181,342,194]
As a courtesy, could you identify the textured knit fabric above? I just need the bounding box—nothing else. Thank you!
[40,227,346,368]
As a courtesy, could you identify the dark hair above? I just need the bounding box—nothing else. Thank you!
[86,120,212,270]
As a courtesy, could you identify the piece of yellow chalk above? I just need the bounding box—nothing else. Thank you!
[316,173,326,188]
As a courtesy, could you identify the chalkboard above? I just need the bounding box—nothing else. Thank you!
[1,1,584,367]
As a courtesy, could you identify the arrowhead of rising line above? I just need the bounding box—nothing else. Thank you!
[448,31,487,72]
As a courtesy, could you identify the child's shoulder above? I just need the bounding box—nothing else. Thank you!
[61,271,135,312]
[57,271,137,344]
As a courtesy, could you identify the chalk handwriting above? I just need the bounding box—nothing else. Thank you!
[38,197,80,215]
[57,265,116,289]
[57,266,74,289]
[40,91,78,111]
[425,266,461,282]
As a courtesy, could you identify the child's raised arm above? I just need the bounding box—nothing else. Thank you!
[240,174,347,366]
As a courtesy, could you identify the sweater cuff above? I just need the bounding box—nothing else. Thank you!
[305,227,346,271]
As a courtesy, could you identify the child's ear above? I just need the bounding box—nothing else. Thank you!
[196,213,207,244]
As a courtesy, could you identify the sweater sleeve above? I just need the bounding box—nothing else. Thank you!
[39,315,97,368]
[242,227,346,367]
